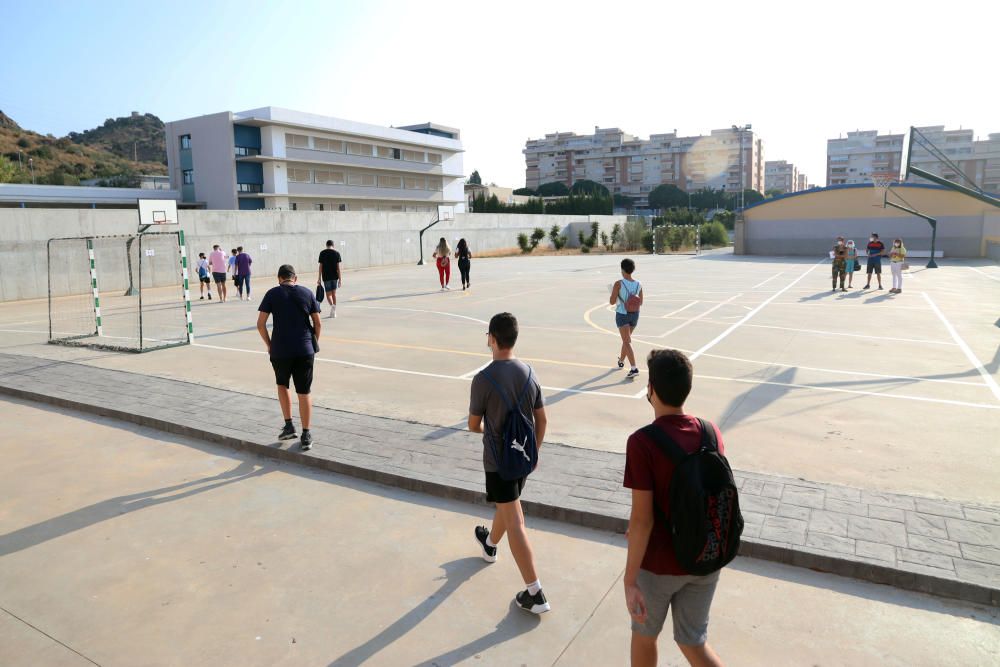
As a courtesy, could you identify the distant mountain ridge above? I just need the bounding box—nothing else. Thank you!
[0,111,167,186]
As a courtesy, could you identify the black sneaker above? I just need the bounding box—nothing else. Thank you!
[300,430,313,451]
[617,357,625,369]
[863,285,870,289]
[208,293,212,300]
[626,368,640,379]
[278,423,297,441]
[516,589,550,614]
[474,525,497,563]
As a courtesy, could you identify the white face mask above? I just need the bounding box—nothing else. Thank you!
[870,237,875,242]
[895,243,901,247]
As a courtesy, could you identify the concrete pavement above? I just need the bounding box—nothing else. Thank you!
[1,398,998,666]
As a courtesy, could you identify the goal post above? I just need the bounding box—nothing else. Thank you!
[47,231,193,352]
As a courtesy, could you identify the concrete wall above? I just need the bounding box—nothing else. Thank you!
[0,209,625,302]
[740,184,994,257]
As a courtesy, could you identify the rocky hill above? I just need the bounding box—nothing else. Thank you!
[0,111,167,186]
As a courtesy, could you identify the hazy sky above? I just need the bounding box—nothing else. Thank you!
[2,0,997,187]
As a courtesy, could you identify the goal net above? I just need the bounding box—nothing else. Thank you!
[47,232,193,352]
[653,224,700,255]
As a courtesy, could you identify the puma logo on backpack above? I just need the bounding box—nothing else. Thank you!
[640,418,743,575]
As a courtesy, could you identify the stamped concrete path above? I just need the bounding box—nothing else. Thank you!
[0,352,996,606]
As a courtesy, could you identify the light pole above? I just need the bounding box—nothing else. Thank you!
[28,157,34,184]
[732,123,752,210]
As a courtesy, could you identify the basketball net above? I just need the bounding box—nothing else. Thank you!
[871,174,897,207]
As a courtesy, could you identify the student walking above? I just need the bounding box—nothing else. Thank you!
[208,245,229,302]
[889,237,907,294]
[235,246,253,301]
[863,233,886,290]
[433,237,451,290]
[624,349,739,667]
[468,312,550,614]
[256,264,321,451]
[611,258,643,378]
[196,252,213,300]
[845,239,859,288]
[317,240,343,318]
[831,237,848,292]
[456,238,472,290]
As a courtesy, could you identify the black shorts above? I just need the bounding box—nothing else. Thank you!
[199,275,211,284]
[270,355,315,394]
[212,272,227,284]
[485,471,526,504]
[866,261,882,275]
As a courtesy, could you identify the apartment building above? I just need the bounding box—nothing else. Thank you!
[164,107,464,212]
[826,130,905,186]
[907,126,1000,194]
[764,160,804,194]
[796,173,809,192]
[523,126,764,208]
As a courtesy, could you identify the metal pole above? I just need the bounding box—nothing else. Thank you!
[927,220,939,269]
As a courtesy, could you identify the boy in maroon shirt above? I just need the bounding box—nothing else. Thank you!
[624,349,726,667]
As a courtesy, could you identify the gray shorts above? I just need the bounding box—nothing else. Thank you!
[632,568,720,645]
[323,279,338,292]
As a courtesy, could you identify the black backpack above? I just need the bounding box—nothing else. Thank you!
[640,418,743,575]
[482,368,538,481]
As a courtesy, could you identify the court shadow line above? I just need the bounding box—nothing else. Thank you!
[545,369,623,407]
[0,459,269,558]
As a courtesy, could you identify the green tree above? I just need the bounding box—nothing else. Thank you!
[610,223,623,249]
[530,227,546,250]
[548,224,567,250]
[467,170,482,185]
[699,221,729,247]
[742,189,765,206]
[647,184,688,210]
[0,156,20,183]
[570,179,609,197]
[517,233,533,253]
[765,188,784,198]
[536,181,570,197]
[601,231,611,251]
[613,193,634,209]
[513,187,536,196]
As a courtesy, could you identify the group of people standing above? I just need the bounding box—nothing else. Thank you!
[196,246,254,302]
[831,232,908,294]
[432,237,472,290]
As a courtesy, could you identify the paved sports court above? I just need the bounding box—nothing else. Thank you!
[1,250,998,504]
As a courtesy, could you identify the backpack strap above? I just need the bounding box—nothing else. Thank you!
[514,367,535,407]
[639,424,688,464]
[480,369,514,412]
[696,418,718,452]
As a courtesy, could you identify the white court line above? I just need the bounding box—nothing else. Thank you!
[193,342,639,400]
[460,362,491,379]
[751,272,783,289]
[698,352,988,388]
[348,305,487,324]
[922,293,1000,402]
[738,323,957,346]
[697,374,1000,410]
[650,295,742,338]
[967,267,1000,283]
[660,301,699,318]
[633,259,823,397]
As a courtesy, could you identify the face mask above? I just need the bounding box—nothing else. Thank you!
[895,243,901,247]
[870,237,875,242]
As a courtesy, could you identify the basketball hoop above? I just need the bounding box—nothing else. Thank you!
[871,175,897,208]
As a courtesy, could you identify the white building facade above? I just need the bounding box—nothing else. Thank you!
[826,130,905,186]
[524,126,764,208]
[764,160,804,194]
[165,107,464,212]
[907,125,1000,195]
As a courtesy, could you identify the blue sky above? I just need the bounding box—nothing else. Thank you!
[2,0,997,187]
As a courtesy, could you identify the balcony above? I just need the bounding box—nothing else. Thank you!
[275,148,457,176]
[235,146,261,157]
[237,183,263,193]
[287,181,447,202]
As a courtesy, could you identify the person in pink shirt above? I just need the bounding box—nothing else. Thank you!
[208,245,229,302]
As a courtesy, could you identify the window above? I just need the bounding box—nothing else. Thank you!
[426,176,442,190]
[347,142,373,156]
[378,174,403,189]
[234,146,260,157]
[427,152,442,164]
[314,203,324,211]
[338,204,347,211]
[347,172,376,186]
[290,202,298,211]
[179,135,191,150]
[182,169,193,184]
[314,170,345,184]
[401,149,423,162]
[404,176,425,190]
[314,138,344,153]
[287,168,312,182]
[286,133,309,149]
[377,146,402,160]
[236,183,262,193]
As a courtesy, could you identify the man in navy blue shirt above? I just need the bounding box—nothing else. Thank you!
[257,264,322,450]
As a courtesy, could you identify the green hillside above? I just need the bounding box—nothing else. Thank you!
[0,111,167,186]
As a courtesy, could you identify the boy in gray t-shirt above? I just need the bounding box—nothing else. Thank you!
[468,312,550,614]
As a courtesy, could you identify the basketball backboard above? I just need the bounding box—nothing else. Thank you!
[437,205,454,221]
[138,199,179,227]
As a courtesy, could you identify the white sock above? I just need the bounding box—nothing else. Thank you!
[527,580,541,595]
[486,536,496,549]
